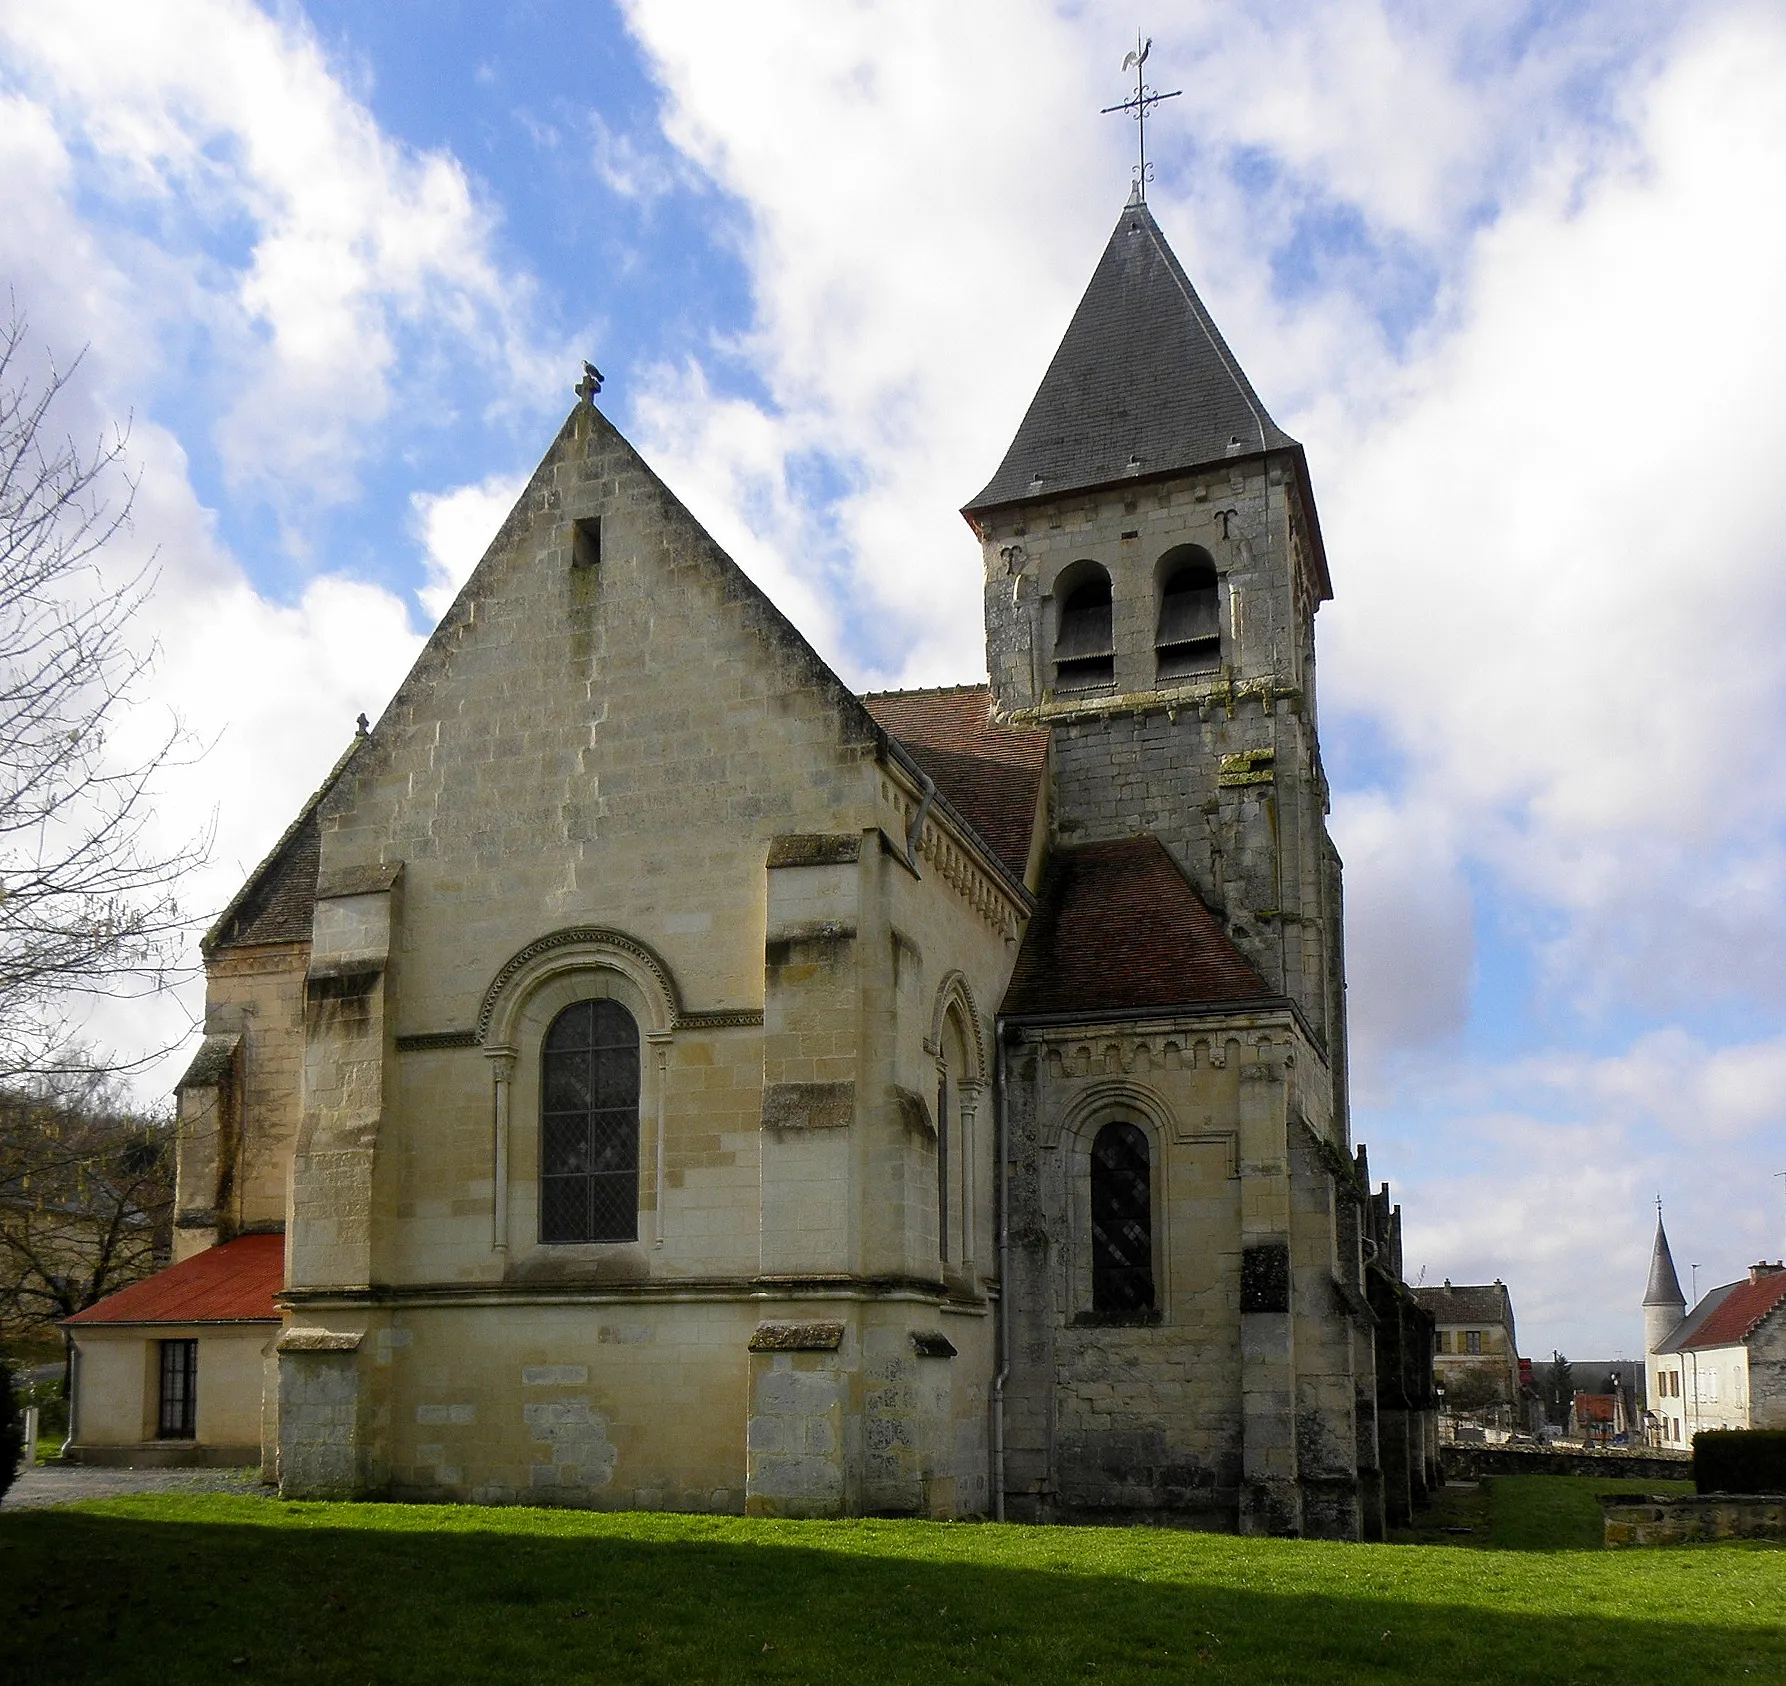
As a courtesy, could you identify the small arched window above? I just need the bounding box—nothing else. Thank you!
[1155,546,1220,680]
[1054,565,1114,690]
[1090,1120,1154,1313]
[540,998,640,1243]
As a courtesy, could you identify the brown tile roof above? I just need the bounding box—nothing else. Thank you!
[861,685,1049,880]
[1413,1283,1515,1327]
[63,1234,284,1326]
[1000,835,1269,1017]
[1676,1269,1786,1351]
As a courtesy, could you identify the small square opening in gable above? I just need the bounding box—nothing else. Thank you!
[572,516,601,569]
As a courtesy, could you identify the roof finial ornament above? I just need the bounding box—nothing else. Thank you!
[1101,30,1181,204]
[575,361,604,406]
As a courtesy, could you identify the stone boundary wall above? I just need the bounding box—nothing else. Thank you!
[1602,1492,1786,1547]
[1441,1445,1690,1482]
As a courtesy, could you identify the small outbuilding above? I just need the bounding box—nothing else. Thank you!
[61,1232,283,1470]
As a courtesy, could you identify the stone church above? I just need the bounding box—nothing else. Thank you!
[63,193,1430,1537]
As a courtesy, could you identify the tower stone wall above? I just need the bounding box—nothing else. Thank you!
[973,454,1346,1132]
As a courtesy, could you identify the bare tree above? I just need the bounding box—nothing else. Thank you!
[0,1070,173,1344]
[0,307,206,1083]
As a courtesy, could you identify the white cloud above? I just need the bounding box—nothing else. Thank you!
[1319,11,1786,1027]
[0,0,558,511]
[2,0,1784,1357]
[588,110,690,206]
[1512,1030,1786,1146]
[1329,790,1474,1067]
[0,0,501,1088]
[1400,1121,1663,1358]
[610,1,1786,1352]
[412,471,530,623]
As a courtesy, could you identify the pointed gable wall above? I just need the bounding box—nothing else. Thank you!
[318,403,883,1031]
[286,401,909,1296]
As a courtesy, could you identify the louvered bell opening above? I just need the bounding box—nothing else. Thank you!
[1155,550,1220,681]
[1056,574,1114,690]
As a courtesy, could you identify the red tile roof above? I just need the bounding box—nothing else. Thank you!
[1001,835,1270,1017]
[63,1233,284,1326]
[1679,1269,1786,1350]
[862,686,1048,881]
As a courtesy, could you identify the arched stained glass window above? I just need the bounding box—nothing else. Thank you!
[1090,1120,1154,1312]
[540,998,640,1243]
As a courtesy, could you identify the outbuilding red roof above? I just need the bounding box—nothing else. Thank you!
[862,686,1049,881]
[63,1233,284,1326]
[1679,1269,1786,1351]
[1001,835,1270,1017]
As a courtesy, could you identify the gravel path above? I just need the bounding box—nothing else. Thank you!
[2,1463,272,1510]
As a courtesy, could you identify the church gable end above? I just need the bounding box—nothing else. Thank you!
[140,184,1418,1541]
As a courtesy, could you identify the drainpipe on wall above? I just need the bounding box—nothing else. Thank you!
[61,1330,78,1457]
[991,1019,1011,1523]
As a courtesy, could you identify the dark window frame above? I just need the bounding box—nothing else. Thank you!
[539,997,642,1244]
[158,1338,198,1439]
[1089,1119,1156,1314]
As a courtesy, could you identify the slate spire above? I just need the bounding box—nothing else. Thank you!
[1644,1212,1686,1309]
[965,199,1297,514]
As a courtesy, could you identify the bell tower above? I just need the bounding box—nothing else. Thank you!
[962,197,1347,1121]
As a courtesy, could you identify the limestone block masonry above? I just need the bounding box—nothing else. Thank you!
[143,195,1401,1535]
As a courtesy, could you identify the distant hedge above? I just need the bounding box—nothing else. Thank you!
[1692,1429,1786,1494]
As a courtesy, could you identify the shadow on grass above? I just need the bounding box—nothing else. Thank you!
[0,1502,1779,1686]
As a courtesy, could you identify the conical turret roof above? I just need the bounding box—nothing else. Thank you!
[1644,1214,1686,1308]
[964,197,1298,515]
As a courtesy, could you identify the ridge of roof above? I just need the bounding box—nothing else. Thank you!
[201,734,365,954]
[964,199,1298,515]
[1671,1270,1786,1352]
[860,682,997,699]
[1000,834,1268,1018]
[1411,1282,1514,1324]
[1657,1280,1741,1352]
[1644,1214,1687,1307]
[860,685,1049,883]
[62,1232,284,1327]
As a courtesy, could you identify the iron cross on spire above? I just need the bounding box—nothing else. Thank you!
[1101,31,1181,202]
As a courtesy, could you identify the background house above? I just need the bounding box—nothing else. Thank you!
[1413,1280,1522,1425]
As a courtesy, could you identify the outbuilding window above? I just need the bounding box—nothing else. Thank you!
[1090,1120,1154,1313]
[1054,565,1115,690]
[158,1338,197,1439]
[540,998,641,1243]
[1155,546,1220,679]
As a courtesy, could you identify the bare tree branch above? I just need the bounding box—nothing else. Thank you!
[0,1067,174,1340]
[0,305,210,1084]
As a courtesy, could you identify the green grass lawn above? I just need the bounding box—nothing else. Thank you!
[1,1478,1780,1684]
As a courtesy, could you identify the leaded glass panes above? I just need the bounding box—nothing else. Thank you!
[1090,1120,1154,1313]
[539,997,639,1243]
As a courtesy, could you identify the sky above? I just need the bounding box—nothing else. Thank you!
[2,0,1784,1358]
